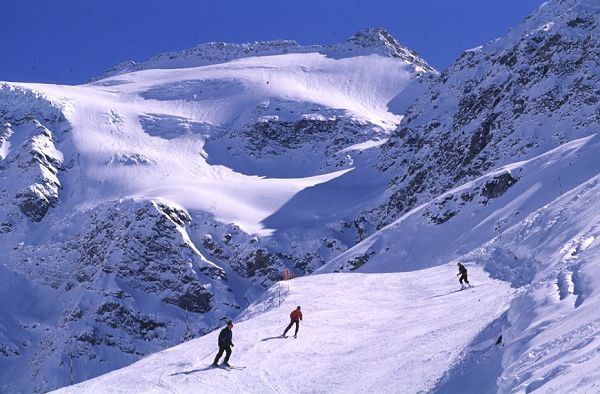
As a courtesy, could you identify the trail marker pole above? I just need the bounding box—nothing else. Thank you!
[558,176,563,195]
[69,342,74,386]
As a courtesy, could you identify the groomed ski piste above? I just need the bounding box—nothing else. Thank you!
[55,265,513,393]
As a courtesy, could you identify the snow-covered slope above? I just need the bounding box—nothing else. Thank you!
[480,173,600,392]
[2,0,600,391]
[313,0,600,390]
[317,135,600,391]
[55,266,513,394]
[320,133,599,274]
[0,29,434,392]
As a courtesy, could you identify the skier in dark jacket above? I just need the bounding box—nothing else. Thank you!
[457,262,471,289]
[212,320,234,367]
[282,306,303,338]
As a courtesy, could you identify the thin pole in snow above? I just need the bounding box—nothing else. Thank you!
[199,348,217,362]
[184,308,190,342]
[558,176,563,195]
[496,217,502,242]
[69,343,74,386]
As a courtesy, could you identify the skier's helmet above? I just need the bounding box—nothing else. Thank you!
[296,306,301,310]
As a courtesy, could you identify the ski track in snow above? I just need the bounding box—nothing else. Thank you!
[54,265,513,393]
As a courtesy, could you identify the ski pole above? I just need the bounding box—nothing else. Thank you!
[199,348,217,361]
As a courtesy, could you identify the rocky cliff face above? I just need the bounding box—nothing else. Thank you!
[360,0,599,232]
[2,119,63,223]
[1,183,240,392]
[0,86,67,228]
[0,88,242,392]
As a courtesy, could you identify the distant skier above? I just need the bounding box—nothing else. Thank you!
[457,262,471,289]
[282,306,303,338]
[212,320,234,367]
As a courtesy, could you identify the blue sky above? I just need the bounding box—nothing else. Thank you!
[1,0,545,85]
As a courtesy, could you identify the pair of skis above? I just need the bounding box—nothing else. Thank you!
[214,364,245,371]
[221,365,245,371]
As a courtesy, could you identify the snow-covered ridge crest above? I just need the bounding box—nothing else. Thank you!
[91,27,435,82]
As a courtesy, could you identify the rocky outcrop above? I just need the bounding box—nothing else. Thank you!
[339,28,434,73]
[422,171,519,225]
[368,0,599,230]
[0,118,64,224]
[14,121,63,221]
[481,173,518,201]
[0,86,68,229]
[0,198,240,392]
[74,201,223,313]
[227,115,378,171]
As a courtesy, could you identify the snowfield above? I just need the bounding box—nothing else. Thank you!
[55,265,514,394]
[8,52,415,236]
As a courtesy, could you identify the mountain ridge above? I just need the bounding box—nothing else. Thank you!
[91,27,435,82]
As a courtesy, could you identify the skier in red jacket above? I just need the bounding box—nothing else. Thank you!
[282,306,303,338]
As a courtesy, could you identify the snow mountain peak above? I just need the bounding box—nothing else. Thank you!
[372,0,600,228]
[342,27,434,72]
[92,28,435,81]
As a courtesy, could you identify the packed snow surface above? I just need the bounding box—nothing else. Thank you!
[55,265,513,393]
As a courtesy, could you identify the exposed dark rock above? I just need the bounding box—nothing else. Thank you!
[245,249,277,278]
[346,252,375,271]
[481,173,518,200]
[95,301,168,339]
[163,286,213,313]
[16,186,57,222]
[429,210,459,225]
